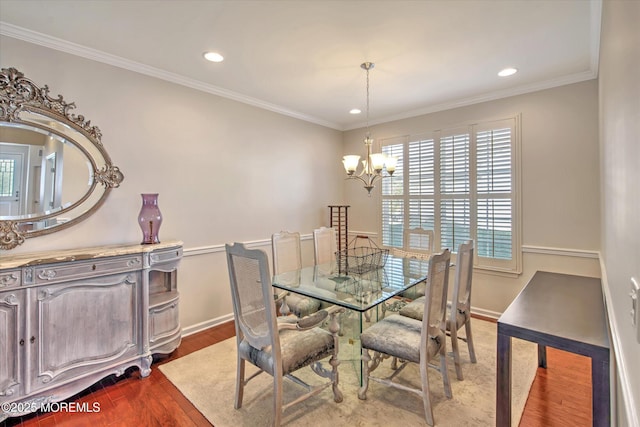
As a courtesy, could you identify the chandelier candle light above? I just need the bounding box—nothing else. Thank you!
[343,62,397,195]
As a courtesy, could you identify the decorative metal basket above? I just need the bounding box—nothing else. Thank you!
[336,235,389,275]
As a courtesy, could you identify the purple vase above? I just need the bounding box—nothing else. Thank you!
[138,193,162,244]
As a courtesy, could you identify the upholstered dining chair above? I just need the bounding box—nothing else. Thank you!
[399,240,476,380]
[225,242,342,427]
[358,249,452,426]
[272,231,321,317]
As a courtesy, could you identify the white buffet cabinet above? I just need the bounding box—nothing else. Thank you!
[0,241,183,420]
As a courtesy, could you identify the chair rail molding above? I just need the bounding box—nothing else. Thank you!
[183,234,314,258]
[521,245,599,259]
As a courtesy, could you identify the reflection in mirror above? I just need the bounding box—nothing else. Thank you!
[1,125,92,218]
[0,67,124,250]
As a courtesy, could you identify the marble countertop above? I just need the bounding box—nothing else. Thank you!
[0,240,183,269]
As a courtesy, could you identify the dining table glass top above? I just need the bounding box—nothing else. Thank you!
[272,253,431,313]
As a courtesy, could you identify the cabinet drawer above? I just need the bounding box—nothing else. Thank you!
[149,296,180,345]
[33,255,143,285]
[149,246,182,266]
[0,270,21,289]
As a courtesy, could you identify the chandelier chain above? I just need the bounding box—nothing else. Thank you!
[365,65,370,136]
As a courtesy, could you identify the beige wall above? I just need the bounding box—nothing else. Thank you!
[343,80,601,316]
[1,36,345,330]
[599,1,640,425]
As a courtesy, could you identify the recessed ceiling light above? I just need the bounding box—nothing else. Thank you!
[349,108,361,114]
[498,67,518,77]
[203,51,224,63]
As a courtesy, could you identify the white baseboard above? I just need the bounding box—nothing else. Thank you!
[470,306,501,320]
[181,313,234,337]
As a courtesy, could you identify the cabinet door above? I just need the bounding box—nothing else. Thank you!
[149,296,180,351]
[0,291,23,402]
[27,272,141,393]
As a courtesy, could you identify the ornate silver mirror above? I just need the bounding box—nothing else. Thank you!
[0,67,124,250]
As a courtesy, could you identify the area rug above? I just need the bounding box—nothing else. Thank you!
[160,319,537,426]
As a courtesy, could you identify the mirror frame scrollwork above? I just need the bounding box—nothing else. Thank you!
[0,67,124,250]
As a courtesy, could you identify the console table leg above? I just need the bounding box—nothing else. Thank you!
[592,355,610,427]
[537,344,547,368]
[496,331,512,426]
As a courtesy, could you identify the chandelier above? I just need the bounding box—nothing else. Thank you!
[343,62,397,195]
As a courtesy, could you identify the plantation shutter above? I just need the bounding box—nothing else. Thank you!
[475,119,516,269]
[408,135,436,232]
[439,130,471,252]
[379,116,520,274]
[381,140,404,248]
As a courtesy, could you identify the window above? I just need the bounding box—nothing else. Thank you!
[0,158,16,197]
[381,117,520,273]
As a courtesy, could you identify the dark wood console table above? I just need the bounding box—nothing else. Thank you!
[496,271,610,426]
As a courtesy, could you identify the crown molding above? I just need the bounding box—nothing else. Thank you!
[0,22,342,131]
[345,0,603,131]
[344,69,598,131]
[589,0,602,77]
[2,5,601,133]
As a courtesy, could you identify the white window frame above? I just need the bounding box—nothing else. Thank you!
[380,115,522,275]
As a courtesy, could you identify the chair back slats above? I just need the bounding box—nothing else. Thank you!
[272,231,302,274]
[422,249,451,339]
[404,227,435,254]
[447,240,476,379]
[226,243,278,351]
[313,227,338,265]
[453,240,474,313]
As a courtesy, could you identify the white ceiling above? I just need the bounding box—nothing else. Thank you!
[0,0,601,131]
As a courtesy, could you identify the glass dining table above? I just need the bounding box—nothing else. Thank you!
[272,253,432,382]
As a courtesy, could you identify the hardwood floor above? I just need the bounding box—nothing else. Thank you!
[520,346,593,426]
[2,319,591,427]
